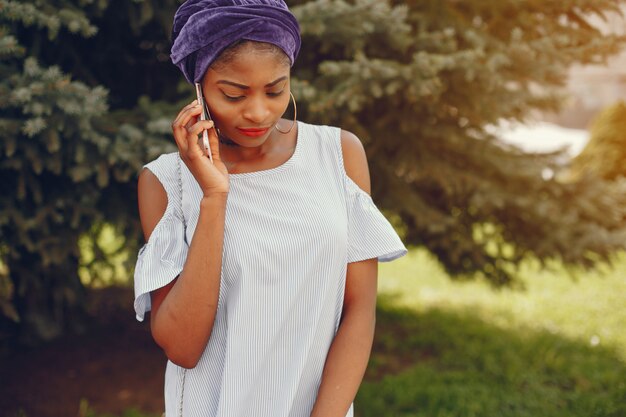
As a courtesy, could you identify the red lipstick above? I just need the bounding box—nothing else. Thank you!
[237,127,270,137]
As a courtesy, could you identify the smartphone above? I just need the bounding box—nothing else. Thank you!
[194,82,213,163]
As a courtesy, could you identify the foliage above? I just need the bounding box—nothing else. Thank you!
[2,0,626,342]
[570,100,626,180]
[291,0,626,285]
[0,0,175,343]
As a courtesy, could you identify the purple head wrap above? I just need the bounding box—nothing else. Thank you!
[171,0,301,84]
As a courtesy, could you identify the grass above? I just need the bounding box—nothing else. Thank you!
[376,250,626,360]
[355,249,626,417]
[76,399,160,417]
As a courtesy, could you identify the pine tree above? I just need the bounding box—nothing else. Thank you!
[290,0,626,284]
[0,0,175,343]
[569,101,626,180]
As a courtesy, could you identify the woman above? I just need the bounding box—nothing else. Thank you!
[133,1,407,416]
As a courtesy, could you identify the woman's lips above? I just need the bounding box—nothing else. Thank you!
[237,127,270,137]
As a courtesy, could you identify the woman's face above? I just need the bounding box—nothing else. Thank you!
[201,46,291,148]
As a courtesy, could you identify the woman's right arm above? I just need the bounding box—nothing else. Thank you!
[138,99,229,369]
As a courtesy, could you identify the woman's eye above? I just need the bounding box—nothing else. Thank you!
[222,93,245,101]
[220,90,284,100]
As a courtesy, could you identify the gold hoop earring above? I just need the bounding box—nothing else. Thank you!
[275,92,297,134]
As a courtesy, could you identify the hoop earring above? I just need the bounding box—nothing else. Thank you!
[275,92,297,134]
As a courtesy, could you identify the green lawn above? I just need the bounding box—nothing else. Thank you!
[43,248,626,417]
[355,249,626,417]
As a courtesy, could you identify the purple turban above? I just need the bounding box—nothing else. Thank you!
[171,0,301,84]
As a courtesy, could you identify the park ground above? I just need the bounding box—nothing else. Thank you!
[0,286,165,417]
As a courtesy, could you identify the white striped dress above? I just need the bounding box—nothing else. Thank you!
[134,121,407,417]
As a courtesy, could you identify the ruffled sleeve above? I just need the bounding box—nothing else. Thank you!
[133,154,189,322]
[345,175,408,263]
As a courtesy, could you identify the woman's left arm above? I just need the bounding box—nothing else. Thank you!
[309,130,378,417]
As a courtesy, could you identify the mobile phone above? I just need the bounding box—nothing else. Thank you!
[194,82,213,163]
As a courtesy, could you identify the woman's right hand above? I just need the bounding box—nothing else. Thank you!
[171,99,229,197]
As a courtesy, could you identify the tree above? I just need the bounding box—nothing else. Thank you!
[0,0,175,343]
[569,101,626,180]
[2,0,626,342]
[290,0,626,284]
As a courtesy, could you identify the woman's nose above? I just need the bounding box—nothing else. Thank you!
[242,96,270,124]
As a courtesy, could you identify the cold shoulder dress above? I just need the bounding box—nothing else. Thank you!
[133,122,407,417]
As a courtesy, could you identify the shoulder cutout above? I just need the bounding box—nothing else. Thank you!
[138,168,168,241]
[341,129,371,195]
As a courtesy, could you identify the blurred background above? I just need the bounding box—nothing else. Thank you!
[1,1,625,416]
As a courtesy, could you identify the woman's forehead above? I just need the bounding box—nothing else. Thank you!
[206,51,290,86]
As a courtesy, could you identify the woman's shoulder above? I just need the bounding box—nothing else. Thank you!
[143,152,179,181]
[140,152,181,197]
[300,122,370,192]
[339,129,370,194]
[144,152,179,171]
[298,121,343,155]
[299,120,339,136]
[300,121,363,150]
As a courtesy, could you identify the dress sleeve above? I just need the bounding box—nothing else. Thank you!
[133,154,189,322]
[345,175,408,264]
